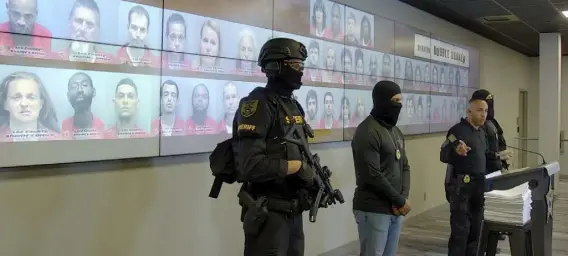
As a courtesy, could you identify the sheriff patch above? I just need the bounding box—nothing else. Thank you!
[240,100,258,118]
[238,124,256,132]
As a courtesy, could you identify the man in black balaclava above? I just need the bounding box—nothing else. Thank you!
[232,37,325,256]
[352,80,411,255]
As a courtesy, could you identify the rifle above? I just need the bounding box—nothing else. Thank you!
[281,121,345,223]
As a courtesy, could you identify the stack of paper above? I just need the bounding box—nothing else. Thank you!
[483,171,532,225]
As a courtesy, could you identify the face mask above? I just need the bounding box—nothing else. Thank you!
[280,64,303,90]
[382,102,402,126]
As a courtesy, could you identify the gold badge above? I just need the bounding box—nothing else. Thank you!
[395,149,401,160]
[463,175,471,184]
[240,100,258,118]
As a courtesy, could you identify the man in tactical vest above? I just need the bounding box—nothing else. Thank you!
[233,38,316,256]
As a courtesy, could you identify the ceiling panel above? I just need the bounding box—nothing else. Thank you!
[399,0,568,56]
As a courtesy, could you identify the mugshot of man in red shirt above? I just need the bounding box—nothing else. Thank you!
[0,71,61,142]
[61,72,105,140]
[152,80,185,137]
[117,5,158,68]
[319,91,339,129]
[186,83,218,135]
[105,78,148,139]
[0,0,52,58]
[162,13,191,70]
[51,0,114,64]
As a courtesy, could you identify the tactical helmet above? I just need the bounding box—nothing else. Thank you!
[257,38,308,68]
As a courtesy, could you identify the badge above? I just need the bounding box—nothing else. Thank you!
[240,100,258,118]
[463,175,471,184]
[395,149,401,160]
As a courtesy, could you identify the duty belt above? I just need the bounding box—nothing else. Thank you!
[238,189,301,214]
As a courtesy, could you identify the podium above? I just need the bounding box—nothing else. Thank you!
[477,161,560,256]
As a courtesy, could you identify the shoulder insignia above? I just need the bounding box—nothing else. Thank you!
[447,134,457,143]
[240,100,259,118]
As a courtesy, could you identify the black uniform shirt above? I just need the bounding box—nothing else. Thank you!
[440,118,487,177]
[233,86,306,199]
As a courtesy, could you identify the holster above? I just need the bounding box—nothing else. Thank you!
[238,190,268,237]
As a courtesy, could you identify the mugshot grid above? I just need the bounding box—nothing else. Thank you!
[0,0,478,149]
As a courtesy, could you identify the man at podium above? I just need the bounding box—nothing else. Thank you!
[440,98,488,256]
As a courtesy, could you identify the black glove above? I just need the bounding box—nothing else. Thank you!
[297,161,316,187]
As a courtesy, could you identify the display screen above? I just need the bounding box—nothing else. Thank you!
[0,0,479,168]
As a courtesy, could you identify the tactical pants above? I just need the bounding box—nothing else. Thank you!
[243,211,304,256]
[447,175,485,256]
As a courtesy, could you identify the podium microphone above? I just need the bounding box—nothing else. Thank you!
[507,145,547,165]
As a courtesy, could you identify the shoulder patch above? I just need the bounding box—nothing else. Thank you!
[240,100,259,118]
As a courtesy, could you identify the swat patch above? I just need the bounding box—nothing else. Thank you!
[240,100,258,118]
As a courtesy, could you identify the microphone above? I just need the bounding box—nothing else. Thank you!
[507,145,547,165]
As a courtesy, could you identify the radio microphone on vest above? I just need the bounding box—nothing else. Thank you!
[507,145,547,165]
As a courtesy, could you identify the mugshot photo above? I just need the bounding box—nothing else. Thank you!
[344,88,372,128]
[309,0,344,42]
[320,40,344,84]
[295,85,343,130]
[116,2,162,67]
[344,5,374,48]
[0,64,159,142]
[161,76,261,136]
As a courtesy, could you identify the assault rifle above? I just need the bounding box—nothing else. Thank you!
[281,122,345,223]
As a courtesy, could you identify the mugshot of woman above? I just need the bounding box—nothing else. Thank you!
[354,48,365,85]
[0,72,60,142]
[416,96,423,122]
[235,29,260,75]
[330,3,343,41]
[341,96,351,128]
[195,20,221,71]
[403,59,413,90]
[414,65,422,90]
[310,0,330,38]
[360,15,372,48]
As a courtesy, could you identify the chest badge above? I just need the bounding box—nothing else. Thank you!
[463,175,471,184]
[395,149,401,160]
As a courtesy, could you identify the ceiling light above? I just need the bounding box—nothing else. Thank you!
[562,11,568,18]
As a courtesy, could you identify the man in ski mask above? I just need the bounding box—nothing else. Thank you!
[351,80,411,256]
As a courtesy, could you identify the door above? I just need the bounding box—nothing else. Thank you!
[517,90,528,168]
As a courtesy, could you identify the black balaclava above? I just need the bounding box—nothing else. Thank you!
[370,80,402,128]
[471,89,494,120]
[266,62,303,96]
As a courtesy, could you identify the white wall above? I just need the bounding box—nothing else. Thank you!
[0,0,532,255]
[528,57,568,176]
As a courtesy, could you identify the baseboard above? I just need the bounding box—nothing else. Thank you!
[560,174,568,181]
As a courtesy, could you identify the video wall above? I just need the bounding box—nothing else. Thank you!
[0,0,479,167]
